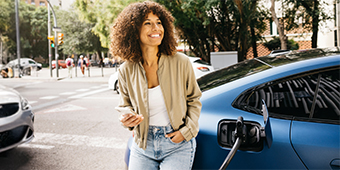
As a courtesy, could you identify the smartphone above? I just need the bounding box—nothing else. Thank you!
[115,107,136,120]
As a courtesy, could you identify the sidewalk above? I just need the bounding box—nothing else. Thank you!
[18,66,118,83]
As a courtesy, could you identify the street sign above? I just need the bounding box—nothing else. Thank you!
[52,27,62,32]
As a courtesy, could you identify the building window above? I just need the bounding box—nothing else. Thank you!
[40,1,45,6]
[31,1,35,5]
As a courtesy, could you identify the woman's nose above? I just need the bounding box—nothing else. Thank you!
[152,23,160,30]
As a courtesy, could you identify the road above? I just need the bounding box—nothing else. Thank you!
[0,67,130,170]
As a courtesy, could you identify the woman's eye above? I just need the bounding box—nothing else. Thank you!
[157,22,162,25]
[144,22,151,25]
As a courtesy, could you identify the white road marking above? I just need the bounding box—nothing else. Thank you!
[60,92,76,95]
[44,104,86,113]
[69,88,109,99]
[19,143,55,149]
[40,96,59,100]
[82,96,119,100]
[29,101,37,104]
[33,132,126,149]
[90,86,101,89]
[76,89,90,92]
[101,84,108,87]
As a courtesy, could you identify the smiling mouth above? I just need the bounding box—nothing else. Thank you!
[150,34,160,38]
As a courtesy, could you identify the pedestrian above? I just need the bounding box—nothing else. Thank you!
[110,1,202,170]
[65,55,74,78]
[78,55,85,76]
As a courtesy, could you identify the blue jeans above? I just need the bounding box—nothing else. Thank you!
[128,124,196,170]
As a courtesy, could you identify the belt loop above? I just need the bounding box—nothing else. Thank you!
[163,126,166,136]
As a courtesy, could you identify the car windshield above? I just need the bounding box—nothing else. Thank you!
[198,47,340,92]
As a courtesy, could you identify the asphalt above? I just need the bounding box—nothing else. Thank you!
[6,66,118,83]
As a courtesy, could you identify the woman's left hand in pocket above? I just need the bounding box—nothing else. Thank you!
[165,131,185,143]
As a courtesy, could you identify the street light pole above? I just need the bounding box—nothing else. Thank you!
[46,0,59,77]
[48,3,52,77]
[15,0,21,77]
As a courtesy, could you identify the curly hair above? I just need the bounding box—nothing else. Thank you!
[110,1,177,62]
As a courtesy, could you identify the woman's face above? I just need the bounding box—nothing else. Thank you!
[139,12,164,48]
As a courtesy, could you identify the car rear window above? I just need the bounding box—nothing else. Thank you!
[197,48,340,92]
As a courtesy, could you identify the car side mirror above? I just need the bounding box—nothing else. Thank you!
[217,100,273,151]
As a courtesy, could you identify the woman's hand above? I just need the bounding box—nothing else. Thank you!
[120,114,144,127]
[165,131,185,143]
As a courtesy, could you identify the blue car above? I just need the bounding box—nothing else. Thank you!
[125,48,340,169]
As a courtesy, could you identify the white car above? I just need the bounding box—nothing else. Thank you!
[108,54,214,94]
[7,58,42,70]
[187,55,214,78]
[108,71,119,94]
[0,84,34,153]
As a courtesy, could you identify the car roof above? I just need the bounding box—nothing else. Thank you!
[198,47,340,93]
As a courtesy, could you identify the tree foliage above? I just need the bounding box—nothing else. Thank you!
[74,0,144,48]
[156,0,267,62]
[55,8,103,56]
[0,0,48,61]
[284,0,333,48]
[263,36,299,51]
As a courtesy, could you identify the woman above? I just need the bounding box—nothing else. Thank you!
[78,55,85,76]
[110,1,202,169]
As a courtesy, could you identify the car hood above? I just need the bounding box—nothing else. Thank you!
[0,85,21,103]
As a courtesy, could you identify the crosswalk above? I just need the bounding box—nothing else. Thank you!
[29,84,111,104]
[19,132,127,150]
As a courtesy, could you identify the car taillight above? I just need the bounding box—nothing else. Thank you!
[197,66,210,72]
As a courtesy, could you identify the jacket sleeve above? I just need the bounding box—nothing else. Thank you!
[179,58,202,141]
[117,67,135,131]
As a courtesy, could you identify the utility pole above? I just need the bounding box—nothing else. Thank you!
[46,0,59,77]
[0,35,2,65]
[15,0,21,77]
[48,3,52,77]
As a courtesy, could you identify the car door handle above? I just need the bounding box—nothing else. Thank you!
[331,159,340,169]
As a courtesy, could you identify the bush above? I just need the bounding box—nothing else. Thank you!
[264,37,299,51]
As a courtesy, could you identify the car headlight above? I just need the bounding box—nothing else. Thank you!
[21,97,30,110]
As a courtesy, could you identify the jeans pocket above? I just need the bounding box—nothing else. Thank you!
[167,137,185,145]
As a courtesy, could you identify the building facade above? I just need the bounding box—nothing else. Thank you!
[23,0,74,10]
[246,0,337,58]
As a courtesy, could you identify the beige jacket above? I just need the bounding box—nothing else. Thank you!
[117,52,202,150]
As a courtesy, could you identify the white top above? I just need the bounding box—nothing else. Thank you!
[148,86,170,126]
[65,58,73,67]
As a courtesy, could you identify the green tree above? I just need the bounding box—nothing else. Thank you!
[0,0,18,55]
[157,0,213,62]
[73,0,143,49]
[0,1,48,60]
[263,36,299,51]
[56,8,103,56]
[284,0,332,48]
[157,0,267,62]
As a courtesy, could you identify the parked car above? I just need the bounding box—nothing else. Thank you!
[7,58,42,70]
[0,84,35,153]
[187,55,214,78]
[6,58,42,76]
[108,54,214,93]
[108,71,119,94]
[123,48,340,169]
[52,60,67,69]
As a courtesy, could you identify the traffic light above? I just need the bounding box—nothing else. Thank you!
[58,33,64,46]
[47,36,55,48]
